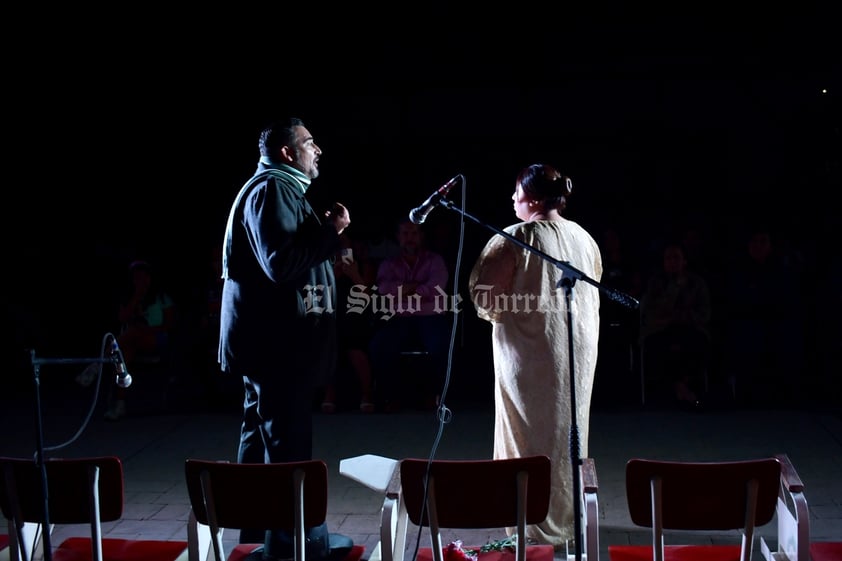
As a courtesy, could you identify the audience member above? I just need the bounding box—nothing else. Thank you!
[368,217,451,413]
[321,231,376,413]
[104,259,177,421]
[594,226,643,404]
[639,242,711,409]
[720,224,805,405]
[679,222,718,280]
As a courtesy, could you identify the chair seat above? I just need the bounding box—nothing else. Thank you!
[417,545,555,561]
[227,543,366,561]
[0,534,9,561]
[810,542,842,561]
[608,544,742,561]
[52,536,189,561]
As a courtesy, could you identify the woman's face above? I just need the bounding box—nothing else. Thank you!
[512,182,533,222]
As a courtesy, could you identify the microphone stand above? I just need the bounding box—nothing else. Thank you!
[437,199,638,561]
[28,347,121,561]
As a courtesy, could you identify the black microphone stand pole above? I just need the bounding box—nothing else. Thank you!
[436,199,638,561]
[28,348,121,561]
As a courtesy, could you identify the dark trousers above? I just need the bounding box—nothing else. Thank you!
[237,373,316,546]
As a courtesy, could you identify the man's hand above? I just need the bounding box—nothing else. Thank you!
[325,202,350,234]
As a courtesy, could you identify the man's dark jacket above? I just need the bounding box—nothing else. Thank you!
[219,160,340,381]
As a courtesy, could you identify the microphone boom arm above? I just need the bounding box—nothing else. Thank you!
[439,199,639,308]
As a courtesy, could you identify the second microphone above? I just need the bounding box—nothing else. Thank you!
[408,175,461,224]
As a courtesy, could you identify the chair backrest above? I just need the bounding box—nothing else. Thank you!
[400,456,551,529]
[0,456,124,524]
[185,459,331,561]
[399,456,551,561]
[0,456,125,561]
[622,456,782,561]
[184,459,328,530]
[1,455,196,561]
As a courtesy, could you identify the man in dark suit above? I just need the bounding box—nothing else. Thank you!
[219,117,351,560]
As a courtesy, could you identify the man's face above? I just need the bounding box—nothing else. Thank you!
[398,222,422,255]
[287,125,322,179]
[662,246,686,275]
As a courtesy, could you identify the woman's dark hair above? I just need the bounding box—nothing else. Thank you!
[518,163,573,212]
[259,117,305,157]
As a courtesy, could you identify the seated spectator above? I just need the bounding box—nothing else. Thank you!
[639,242,712,409]
[104,259,177,421]
[368,218,451,413]
[321,232,377,414]
[720,224,805,405]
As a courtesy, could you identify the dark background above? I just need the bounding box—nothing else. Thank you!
[6,10,840,396]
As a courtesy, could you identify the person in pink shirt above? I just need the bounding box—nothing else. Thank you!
[368,218,451,412]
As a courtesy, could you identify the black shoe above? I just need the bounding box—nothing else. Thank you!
[326,533,354,560]
[264,524,354,561]
[240,546,289,561]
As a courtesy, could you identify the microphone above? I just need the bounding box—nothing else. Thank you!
[409,175,460,224]
[111,339,133,388]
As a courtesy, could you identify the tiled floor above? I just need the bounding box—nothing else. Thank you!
[2,368,840,561]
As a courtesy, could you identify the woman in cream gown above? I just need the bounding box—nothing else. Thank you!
[468,163,602,550]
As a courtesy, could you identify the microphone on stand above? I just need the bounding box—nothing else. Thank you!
[111,339,132,388]
[409,175,461,224]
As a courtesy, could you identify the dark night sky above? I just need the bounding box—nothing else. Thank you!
[8,10,840,357]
